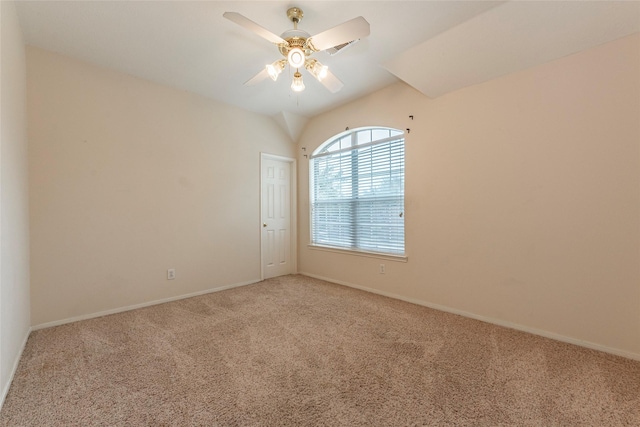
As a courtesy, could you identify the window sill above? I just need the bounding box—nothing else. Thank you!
[307,244,408,262]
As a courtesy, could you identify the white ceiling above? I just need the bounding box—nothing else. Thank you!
[15,1,640,126]
[384,1,640,98]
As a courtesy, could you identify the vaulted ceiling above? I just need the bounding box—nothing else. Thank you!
[15,1,640,139]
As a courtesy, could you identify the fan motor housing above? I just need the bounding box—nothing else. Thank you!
[278,29,313,57]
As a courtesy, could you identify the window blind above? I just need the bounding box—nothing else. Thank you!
[310,129,405,255]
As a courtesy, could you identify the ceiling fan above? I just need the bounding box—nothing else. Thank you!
[223,7,370,93]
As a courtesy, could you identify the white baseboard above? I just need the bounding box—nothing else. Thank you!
[300,272,640,362]
[32,279,261,331]
[0,327,32,410]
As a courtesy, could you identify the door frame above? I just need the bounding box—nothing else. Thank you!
[260,153,297,280]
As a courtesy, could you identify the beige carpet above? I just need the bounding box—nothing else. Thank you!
[1,275,639,426]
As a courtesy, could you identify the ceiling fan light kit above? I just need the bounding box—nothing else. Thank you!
[266,59,286,81]
[305,59,328,81]
[223,7,370,94]
[291,71,305,92]
[287,47,306,68]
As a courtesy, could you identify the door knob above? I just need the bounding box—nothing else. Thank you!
[263,223,267,227]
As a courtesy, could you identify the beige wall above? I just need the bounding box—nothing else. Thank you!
[28,47,294,326]
[0,1,31,403]
[298,34,640,358]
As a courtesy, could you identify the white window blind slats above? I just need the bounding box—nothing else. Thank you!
[310,128,405,256]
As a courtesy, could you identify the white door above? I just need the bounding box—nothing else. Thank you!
[261,155,294,279]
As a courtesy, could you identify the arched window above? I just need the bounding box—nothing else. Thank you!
[309,127,405,255]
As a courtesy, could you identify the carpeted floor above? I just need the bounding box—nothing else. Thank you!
[1,274,639,426]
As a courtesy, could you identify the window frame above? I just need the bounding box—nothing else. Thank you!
[308,126,407,261]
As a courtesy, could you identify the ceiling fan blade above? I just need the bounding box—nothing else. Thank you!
[307,16,370,52]
[244,68,269,86]
[318,70,344,93]
[223,12,286,45]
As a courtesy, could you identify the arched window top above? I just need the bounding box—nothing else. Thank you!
[311,127,404,158]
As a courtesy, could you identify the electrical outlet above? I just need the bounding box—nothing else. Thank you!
[167,268,176,280]
[379,264,385,274]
